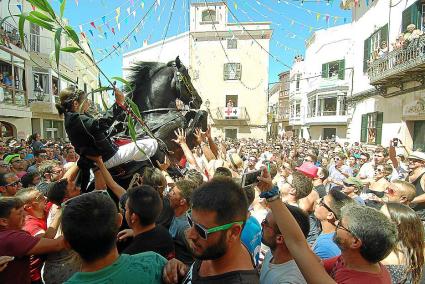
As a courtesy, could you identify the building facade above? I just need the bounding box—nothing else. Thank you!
[268,71,290,139]
[0,2,100,140]
[122,2,271,140]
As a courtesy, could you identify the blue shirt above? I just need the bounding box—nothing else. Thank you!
[241,216,262,266]
[312,232,341,259]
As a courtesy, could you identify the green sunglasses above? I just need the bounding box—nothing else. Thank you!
[187,212,244,240]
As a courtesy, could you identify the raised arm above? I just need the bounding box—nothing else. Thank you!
[257,168,335,284]
[173,128,201,171]
[194,128,216,161]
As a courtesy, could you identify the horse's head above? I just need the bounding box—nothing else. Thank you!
[170,56,202,109]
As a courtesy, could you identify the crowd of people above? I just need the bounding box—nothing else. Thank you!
[1,90,425,284]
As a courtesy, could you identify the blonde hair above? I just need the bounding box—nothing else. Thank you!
[55,86,86,115]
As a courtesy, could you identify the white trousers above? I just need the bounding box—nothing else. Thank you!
[104,138,158,169]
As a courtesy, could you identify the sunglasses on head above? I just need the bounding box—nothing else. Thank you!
[186,211,244,240]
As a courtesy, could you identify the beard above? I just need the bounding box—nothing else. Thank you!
[261,233,277,251]
[193,231,228,261]
[333,233,348,251]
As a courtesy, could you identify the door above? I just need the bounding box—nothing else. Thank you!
[413,121,425,151]
[323,128,336,140]
[224,128,237,140]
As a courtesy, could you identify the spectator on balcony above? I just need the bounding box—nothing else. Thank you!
[0,27,11,48]
[2,73,12,87]
[378,41,388,58]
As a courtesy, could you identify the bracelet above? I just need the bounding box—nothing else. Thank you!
[266,194,281,203]
[259,185,280,199]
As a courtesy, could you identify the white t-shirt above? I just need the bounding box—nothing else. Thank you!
[260,250,307,284]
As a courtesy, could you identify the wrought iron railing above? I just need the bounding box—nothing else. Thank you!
[213,107,250,121]
[368,35,425,83]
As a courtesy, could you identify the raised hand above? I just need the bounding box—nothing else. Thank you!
[172,128,187,145]
[194,128,206,145]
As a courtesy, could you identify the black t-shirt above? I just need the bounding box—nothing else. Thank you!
[123,225,175,260]
[182,260,259,284]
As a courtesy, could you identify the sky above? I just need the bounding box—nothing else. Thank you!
[47,0,352,84]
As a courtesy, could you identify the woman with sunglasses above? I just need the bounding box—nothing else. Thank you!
[381,203,424,284]
[364,164,393,208]
[56,86,160,171]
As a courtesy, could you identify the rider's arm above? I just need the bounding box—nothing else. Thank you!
[90,89,126,132]
[90,156,126,199]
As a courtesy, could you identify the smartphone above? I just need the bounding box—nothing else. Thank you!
[241,170,262,188]
[393,138,398,147]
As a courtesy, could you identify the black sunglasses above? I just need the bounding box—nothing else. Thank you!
[318,198,338,218]
[187,211,243,240]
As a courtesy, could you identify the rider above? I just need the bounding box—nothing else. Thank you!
[55,85,160,169]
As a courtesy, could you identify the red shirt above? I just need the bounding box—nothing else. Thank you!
[323,256,392,284]
[0,229,40,284]
[22,215,48,282]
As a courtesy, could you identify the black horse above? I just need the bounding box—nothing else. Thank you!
[123,56,207,162]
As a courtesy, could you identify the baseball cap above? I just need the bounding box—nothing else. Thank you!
[4,154,21,164]
[408,151,425,162]
[295,162,318,179]
[343,177,364,189]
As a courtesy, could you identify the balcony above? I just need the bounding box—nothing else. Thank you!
[307,76,350,93]
[210,107,250,125]
[368,35,425,86]
[29,91,58,114]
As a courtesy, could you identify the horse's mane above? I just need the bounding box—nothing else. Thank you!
[127,60,175,108]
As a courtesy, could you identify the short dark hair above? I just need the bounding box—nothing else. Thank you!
[273,204,310,238]
[243,184,255,206]
[192,177,248,225]
[328,188,354,220]
[21,172,40,188]
[47,179,68,206]
[213,167,232,178]
[127,185,162,226]
[34,149,47,157]
[291,171,313,199]
[142,167,166,189]
[360,152,370,160]
[0,173,13,186]
[175,179,197,205]
[61,192,119,262]
[0,197,23,218]
[318,167,329,181]
[306,154,318,164]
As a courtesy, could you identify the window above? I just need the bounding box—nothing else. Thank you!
[295,102,301,117]
[202,9,216,22]
[224,128,237,139]
[225,95,238,107]
[224,63,241,80]
[30,23,40,52]
[364,25,388,72]
[0,121,14,138]
[52,77,59,97]
[318,96,337,116]
[323,128,336,140]
[308,96,316,117]
[227,39,237,49]
[43,120,64,139]
[296,74,301,91]
[33,72,49,101]
[402,1,421,32]
[360,112,383,145]
[413,121,425,150]
[322,59,345,80]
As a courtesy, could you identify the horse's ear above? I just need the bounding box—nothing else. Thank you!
[175,56,181,69]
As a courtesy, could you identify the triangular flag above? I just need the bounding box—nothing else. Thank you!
[291,20,295,26]
[132,10,136,18]
[104,32,108,39]
[130,0,134,5]
[79,25,83,32]
[111,27,115,35]
[127,7,131,15]
[117,23,121,31]
[125,18,128,25]
[81,32,86,38]
[135,27,139,33]
[133,35,137,42]
[88,29,94,37]
[102,16,106,24]
[234,1,238,9]
[334,16,339,24]
[16,4,22,12]
[106,23,110,30]
[157,15,161,22]
[325,15,330,23]
[158,0,161,6]
[141,1,144,9]
[309,26,313,33]
[117,42,121,48]
[97,26,103,33]
[115,15,119,25]
[344,17,347,23]
[90,22,96,29]
[116,7,120,16]
[75,0,78,6]
[316,13,321,21]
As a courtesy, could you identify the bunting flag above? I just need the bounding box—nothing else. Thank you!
[309,26,313,33]
[117,23,121,31]
[133,10,136,18]
[141,1,144,9]
[133,35,137,42]
[16,4,22,12]
[316,13,320,21]
[116,7,121,16]
[79,25,83,32]
[127,7,131,15]
[111,27,115,35]
[88,29,94,37]
[97,26,103,34]
[75,0,78,6]
[325,15,330,24]
[344,17,347,23]
[90,22,96,29]
[291,20,295,26]
[366,0,369,5]
[130,0,134,5]
[104,31,108,39]
[101,16,106,24]
[334,16,339,24]
[135,27,139,33]
[81,32,86,38]
[115,15,119,25]
[234,1,238,9]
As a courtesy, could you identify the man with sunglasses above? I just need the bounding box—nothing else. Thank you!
[27,150,48,174]
[260,204,310,284]
[323,203,396,283]
[36,160,65,196]
[163,178,258,284]
[384,180,416,206]
[0,172,21,197]
[313,189,353,259]
[328,153,353,188]
[406,151,425,221]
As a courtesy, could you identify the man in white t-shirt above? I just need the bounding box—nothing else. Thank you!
[260,204,309,284]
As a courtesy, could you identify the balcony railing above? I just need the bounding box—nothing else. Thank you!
[212,107,250,121]
[368,35,425,84]
[28,91,53,104]
[0,86,27,106]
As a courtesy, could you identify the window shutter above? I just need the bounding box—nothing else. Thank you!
[412,1,421,29]
[223,64,228,80]
[402,7,411,32]
[380,24,388,46]
[363,39,370,72]
[376,112,383,145]
[338,59,345,80]
[360,114,368,142]
[236,63,242,80]
[322,63,329,78]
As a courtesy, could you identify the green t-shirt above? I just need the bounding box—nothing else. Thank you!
[65,252,166,284]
